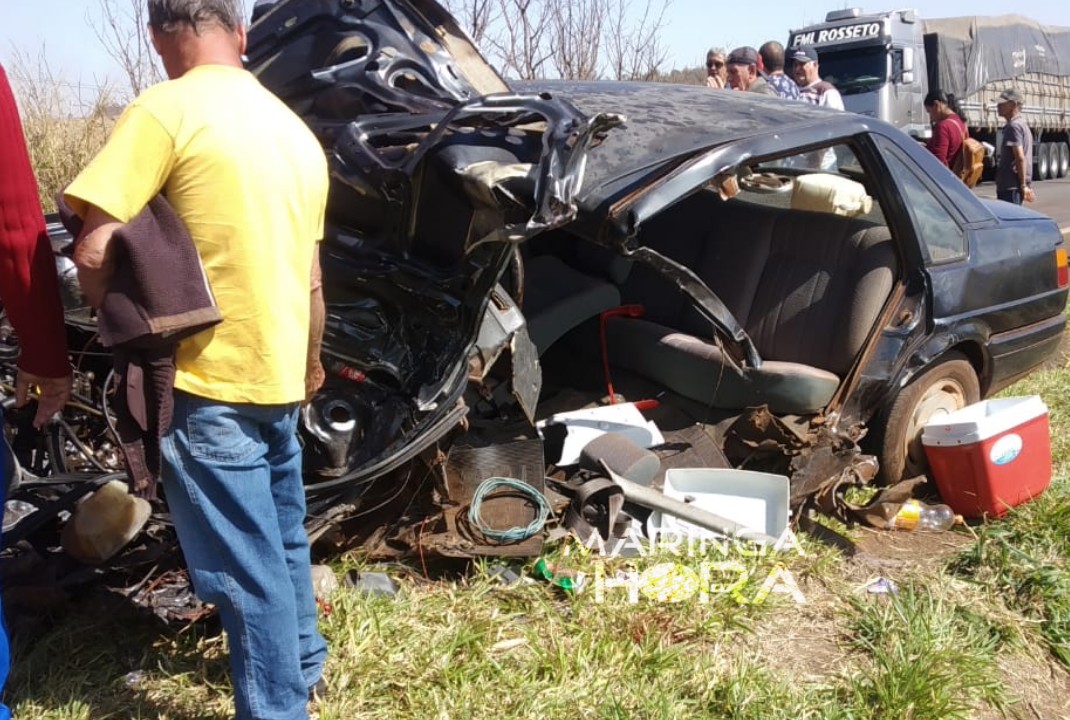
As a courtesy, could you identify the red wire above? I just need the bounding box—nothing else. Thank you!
[599,305,645,404]
[600,311,616,404]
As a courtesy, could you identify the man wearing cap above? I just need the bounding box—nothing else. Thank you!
[726,47,778,96]
[791,46,844,110]
[759,41,800,100]
[706,48,728,89]
[995,89,1035,204]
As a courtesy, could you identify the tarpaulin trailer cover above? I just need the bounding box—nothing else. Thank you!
[924,15,1070,129]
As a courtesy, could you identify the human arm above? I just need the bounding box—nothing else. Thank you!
[64,101,174,268]
[305,243,326,402]
[0,63,72,427]
[71,205,123,309]
[1012,145,1035,202]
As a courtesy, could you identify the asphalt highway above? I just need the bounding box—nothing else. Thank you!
[973,175,1070,237]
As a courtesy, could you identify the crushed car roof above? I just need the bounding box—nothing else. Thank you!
[517,80,841,205]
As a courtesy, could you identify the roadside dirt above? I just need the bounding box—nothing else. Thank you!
[743,526,1070,719]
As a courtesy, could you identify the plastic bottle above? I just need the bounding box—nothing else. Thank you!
[887,499,964,532]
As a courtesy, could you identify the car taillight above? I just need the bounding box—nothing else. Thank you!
[1058,248,1069,288]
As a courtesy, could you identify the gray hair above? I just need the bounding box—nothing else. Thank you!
[148,0,242,33]
[707,47,726,58]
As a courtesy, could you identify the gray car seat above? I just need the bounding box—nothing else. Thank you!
[604,192,897,414]
[523,242,633,356]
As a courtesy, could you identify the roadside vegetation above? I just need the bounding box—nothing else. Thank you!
[6,52,113,214]
[7,343,1070,719]
[7,5,1070,717]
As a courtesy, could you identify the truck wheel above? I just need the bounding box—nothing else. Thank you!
[1058,142,1070,178]
[873,352,980,484]
[1036,143,1051,181]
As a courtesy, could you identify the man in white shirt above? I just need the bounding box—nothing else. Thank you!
[790,46,844,110]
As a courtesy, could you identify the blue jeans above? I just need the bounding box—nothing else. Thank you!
[1,414,11,720]
[997,188,1023,205]
[161,391,327,720]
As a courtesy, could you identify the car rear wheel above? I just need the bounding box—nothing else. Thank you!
[874,352,980,484]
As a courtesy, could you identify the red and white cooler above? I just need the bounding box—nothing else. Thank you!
[921,395,1052,519]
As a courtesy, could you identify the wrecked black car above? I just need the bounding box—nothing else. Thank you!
[2,0,1067,606]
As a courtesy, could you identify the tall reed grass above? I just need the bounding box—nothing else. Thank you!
[8,50,115,213]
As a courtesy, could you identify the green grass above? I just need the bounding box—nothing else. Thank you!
[10,349,1070,719]
[939,347,1070,672]
[837,584,1011,719]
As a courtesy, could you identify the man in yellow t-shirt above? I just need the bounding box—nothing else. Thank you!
[66,2,328,717]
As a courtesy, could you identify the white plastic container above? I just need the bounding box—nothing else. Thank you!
[650,468,790,541]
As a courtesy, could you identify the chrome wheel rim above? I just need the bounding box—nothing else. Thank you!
[902,377,969,477]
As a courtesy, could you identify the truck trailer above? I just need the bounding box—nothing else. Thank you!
[788,8,1070,181]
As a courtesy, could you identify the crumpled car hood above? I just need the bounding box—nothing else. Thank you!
[246,0,623,499]
[247,0,509,115]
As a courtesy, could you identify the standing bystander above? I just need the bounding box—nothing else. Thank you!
[0,61,73,720]
[706,47,728,89]
[923,90,967,167]
[790,46,844,169]
[791,46,844,110]
[725,47,778,96]
[995,89,1035,205]
[759,41,800,100]
[65,1,329,718]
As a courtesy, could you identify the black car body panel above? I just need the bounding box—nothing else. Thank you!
[246,0,626,505]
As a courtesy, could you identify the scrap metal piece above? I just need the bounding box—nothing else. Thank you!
[722,406,878,523]
[247,0,509,114]
[509,326,541,425]
[723,405,810,469]
[427,439,547,557]
[597,461,779,547]
[848,475,929,528]
[469,284,542,425]
[793,445,881,524]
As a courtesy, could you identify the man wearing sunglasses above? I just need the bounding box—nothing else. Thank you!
[706,48,727,89]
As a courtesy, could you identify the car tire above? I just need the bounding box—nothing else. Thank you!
[874,352,980,485]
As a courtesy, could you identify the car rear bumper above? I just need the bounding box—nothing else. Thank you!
[986,313,1067,394]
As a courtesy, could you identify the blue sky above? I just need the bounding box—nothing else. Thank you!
[2,0,1069,90]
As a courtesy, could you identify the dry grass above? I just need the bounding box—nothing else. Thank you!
[8,50,115,213]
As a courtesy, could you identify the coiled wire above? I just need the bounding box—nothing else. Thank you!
[467,477,551,543]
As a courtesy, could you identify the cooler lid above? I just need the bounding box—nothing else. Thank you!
[921,395,1048,446]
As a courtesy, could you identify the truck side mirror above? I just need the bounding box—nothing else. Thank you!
[902,47,915,74]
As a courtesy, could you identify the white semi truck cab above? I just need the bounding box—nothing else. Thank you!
[788,8,1070,181]
[789,8,928,137]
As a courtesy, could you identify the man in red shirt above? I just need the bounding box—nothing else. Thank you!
[0,61,73,718]
[924,90,967,168]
